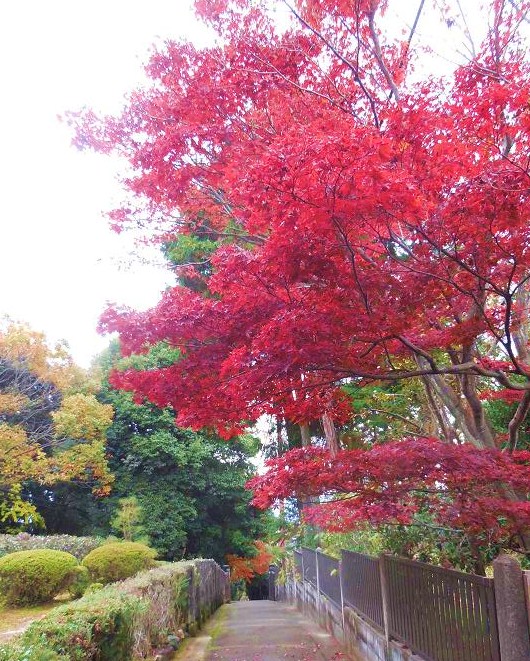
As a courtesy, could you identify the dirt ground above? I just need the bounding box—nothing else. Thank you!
[0,595,71,643]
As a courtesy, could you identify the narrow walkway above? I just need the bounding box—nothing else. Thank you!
[178,600,355,661]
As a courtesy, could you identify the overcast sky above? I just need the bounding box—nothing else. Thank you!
[0,0,207,366]
[0,0,493,367]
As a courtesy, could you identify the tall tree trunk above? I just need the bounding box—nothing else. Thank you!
[322,413,339,456]
[300,423,311,447]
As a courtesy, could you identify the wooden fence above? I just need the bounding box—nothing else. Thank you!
[341,549,385,631]
[383,554,499,661]
[288,547,505,661]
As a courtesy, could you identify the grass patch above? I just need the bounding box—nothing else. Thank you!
[0,595,71,639]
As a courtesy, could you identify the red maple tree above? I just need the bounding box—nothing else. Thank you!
[70,0,530,550]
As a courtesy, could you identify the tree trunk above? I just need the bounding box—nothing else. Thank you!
[322,413,339,456]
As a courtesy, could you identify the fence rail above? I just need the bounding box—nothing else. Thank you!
[290,548,502,661]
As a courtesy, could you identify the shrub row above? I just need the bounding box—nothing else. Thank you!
[0,560,228,660]
[0,543,157,606]
[0,535,103,561]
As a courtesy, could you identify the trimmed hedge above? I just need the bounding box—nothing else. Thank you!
[82,542,157,584]
[0,550,79,606]
[0,534,103,561]
[0,560,229,661]
[0,588,144,661]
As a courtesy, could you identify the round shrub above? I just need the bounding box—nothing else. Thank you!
[0,549,78,605]
[82,542,157,584]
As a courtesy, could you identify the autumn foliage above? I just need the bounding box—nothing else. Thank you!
[69,0,530,548]
[0,321,114,527]
[249,438,530,541]
[227,540,274,583]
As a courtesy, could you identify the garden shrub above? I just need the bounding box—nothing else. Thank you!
[117,563,190,656]
[16,587,144,661]
[0,560,227,660]
[0,549,79,605]
[82,542,157,584]
[0,534,102,560]
[67,566,91,599]
[0,643,67,660]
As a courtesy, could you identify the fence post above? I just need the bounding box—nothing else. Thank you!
[268,564,278,601]
[301,550,306,612]
[339,556,346,635]
[524,571,530,625]
[316,548,321,618]
[493,554,530,661]
[222,564,231,603]
[379,554,391,644]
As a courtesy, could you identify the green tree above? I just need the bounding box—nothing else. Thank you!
[111,496,145,541]
[97,341,267,562]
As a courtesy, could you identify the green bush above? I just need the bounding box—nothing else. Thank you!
[67,566,91,599]
[16,587,144,661]
[82,542,157,584]
[0,643,66,660]
[0,559,227,660]
[84,582,104,595]
[0,534,103,560]
[0,550,79,605]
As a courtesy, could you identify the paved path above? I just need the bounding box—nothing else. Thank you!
[176,600,355,661]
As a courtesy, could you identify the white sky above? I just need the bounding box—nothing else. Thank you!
[0,0,495,368]
[0,0,206,366]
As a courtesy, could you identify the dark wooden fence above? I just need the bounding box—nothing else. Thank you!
[384,555,499,661]
[317,551,341,607]
[341,550,384,630]
[293,549,303,580]
[189,559,231,622]
[301,546,317,585]
[292,548,501,661]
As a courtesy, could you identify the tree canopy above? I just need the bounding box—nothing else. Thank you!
[69,0,530,559]
[96,341,267,562]
[0,321,113,530]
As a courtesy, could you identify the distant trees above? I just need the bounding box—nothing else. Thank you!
[96,341,267,562]
[0,321,113,530]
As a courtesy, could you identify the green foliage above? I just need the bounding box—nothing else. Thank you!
[164,232,218,292]
[110,497,145,542]
[0,534,103,560]
[0,550,78,606]
[95,341,267,562]
[67,566,91,599]
[317,513,502,574]
[165,233,218,268]
[484,397,530,450]
[82,542,157,584]
[21,483,112,538]
[0,644,66,661]
[17,587,144,661]
[0,560,223,661]
[341,378,429,447]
